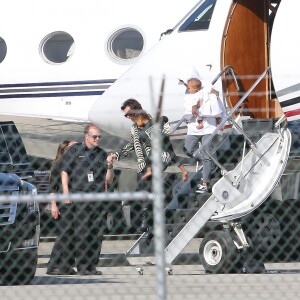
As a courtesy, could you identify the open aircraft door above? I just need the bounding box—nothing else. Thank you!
[221,0,277,119]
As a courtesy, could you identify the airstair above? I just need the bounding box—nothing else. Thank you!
[125,67,292,274]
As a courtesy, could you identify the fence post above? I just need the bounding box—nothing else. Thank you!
[152,113,166,299]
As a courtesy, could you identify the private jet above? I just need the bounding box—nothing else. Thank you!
[88,0,300,272]
[90,0,299,139]
[0,0,198,122]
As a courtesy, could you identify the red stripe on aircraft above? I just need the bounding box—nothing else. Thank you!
[285,108,300,117]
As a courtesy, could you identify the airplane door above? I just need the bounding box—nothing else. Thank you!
[221,0,269,118]
[271,0,300,124]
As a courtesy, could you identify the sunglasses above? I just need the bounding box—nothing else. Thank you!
[89,135,101,139]
[124,113,131,118]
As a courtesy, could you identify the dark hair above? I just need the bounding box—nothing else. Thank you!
[127,109,151,120]
[120,98,142,111]
[54,140,72,162]
[187,78,202,89]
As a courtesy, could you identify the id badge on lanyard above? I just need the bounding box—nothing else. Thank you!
[87,171,94,182]
[85,151,95,182]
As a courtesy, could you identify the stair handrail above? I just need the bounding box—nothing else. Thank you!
[170,115,187,135]
[193,67,271,158]
[211,65,240,92]
[170,65,240,135]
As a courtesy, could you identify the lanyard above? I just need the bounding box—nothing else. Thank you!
[84,150,94,168]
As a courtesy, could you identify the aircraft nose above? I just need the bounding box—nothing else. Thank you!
[88,92,131,139]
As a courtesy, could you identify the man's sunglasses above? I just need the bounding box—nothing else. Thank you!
[124,113,131,118]
[89,135,101,139]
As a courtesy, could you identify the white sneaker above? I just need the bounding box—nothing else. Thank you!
[195,184,208,194]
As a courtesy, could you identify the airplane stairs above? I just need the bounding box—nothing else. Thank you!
[125,121,291,274]
[125,68,292,274]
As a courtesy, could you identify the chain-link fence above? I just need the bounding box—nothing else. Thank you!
[0,112,300,299]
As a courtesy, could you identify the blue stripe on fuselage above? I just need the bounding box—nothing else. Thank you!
[0,91,104,99]
[0,79,116,88]
[0,79,116,99]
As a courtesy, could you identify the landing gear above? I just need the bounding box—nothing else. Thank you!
[246,200,300,261]
[248,212,281,252]
[199,230,242,273]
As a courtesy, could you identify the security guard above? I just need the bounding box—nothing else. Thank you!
[61,123,115,275]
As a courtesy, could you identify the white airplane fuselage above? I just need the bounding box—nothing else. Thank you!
[0,0,198,122]
[90,0,300,140]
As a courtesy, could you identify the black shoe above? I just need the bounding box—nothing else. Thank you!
[78,269,102,276]
[66,269,77,275]
[138,210,152,233]
[46,267,77,276]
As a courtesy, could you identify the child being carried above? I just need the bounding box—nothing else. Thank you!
[183,77,224,129]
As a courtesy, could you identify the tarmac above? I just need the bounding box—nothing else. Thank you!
[38,236,203,270]
[1,238,300,300]
[1,116,300,299]
[0,115,189,163]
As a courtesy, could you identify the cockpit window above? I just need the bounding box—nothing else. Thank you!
[179,0,216,32]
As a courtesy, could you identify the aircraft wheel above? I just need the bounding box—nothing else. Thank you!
[247,201,300,261]
[248,212,280,252]
[103,203,124,234]
[199,230,240,274]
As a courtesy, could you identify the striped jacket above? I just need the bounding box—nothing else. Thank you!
[115,117,181,173]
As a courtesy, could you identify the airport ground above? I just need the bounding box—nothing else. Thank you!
[1,238,300,299]
[0,114,195,174]
[1,116,300,299]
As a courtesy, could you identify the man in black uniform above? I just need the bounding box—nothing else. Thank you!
[61,123,115,275]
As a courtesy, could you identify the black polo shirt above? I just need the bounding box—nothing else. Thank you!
[61,142,108,193]
[48,160,62,193]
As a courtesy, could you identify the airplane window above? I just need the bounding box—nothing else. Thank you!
[107,28,144,63]
[179,0,216,31]
[40,31,75,64]
[0,37,7,63]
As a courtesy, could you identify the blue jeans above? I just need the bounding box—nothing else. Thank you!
[184,134,215,183]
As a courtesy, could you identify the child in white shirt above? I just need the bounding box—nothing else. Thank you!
[183,78,225,193]
[183,78,207,129]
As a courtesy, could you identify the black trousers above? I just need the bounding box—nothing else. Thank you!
[136,173,153,229]
[74,202,104,272]
[47,204,76,272]
[47,202,104,272]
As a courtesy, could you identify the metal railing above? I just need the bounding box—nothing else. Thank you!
[193,67,272,167]
[170,65,240,135]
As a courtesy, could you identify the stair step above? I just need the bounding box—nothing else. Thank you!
[177,193,196,209]
[165,223,187,244]
[189,193,211,208]
[165,208,198,224]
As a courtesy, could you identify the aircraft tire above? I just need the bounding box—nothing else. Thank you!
[199,230,241,273]
[246,200,300,262]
